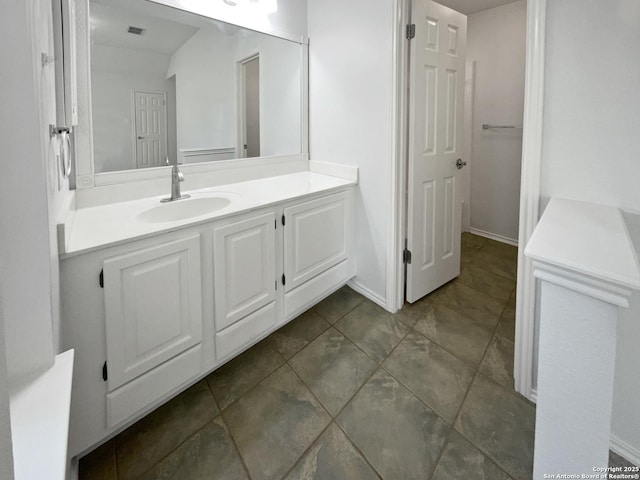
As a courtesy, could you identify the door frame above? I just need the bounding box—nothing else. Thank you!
[130,89,168,169]
[389,0,547,402]
[236,51,261,159]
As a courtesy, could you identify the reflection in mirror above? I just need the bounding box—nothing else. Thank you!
[89,0,302,174]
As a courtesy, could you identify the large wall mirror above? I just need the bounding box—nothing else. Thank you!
[73,0,308,188]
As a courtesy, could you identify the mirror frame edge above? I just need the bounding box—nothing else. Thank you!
[73,0,310,190]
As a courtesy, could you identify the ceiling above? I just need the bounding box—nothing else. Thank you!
[90,2,198,55]
[89,0,240,55]
[435,0,522,15]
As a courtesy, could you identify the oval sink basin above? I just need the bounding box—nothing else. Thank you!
[137,196,231,223]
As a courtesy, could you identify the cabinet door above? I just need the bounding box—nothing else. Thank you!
[103,234,202,390]
[213,211,276,331]
[284,192,349,292]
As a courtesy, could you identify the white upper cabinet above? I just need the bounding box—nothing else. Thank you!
[284,192,349,292]
[103,234,203,391]
[213,210,277,331]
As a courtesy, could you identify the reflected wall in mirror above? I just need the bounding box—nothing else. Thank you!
[89,0,302,174]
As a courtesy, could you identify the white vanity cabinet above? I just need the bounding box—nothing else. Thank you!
[102,234,203,427]
[282,191,353,319]
[212,209,278,361]
[61,185,355,458]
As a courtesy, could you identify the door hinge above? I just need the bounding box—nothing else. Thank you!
[102,361,108,381]
[403,248,412,264]
[281,214,286,226]
[99,269,104,288]
[274,219,277,229]
[406,24,416,40]
[281,273,286,286]
[275,280,278,291]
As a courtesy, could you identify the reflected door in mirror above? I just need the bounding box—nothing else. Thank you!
[242,55,260,158]
[134,91,168,168]
[86,0,304,177]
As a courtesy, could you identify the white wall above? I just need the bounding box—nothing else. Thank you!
[0,0,61,385]
[539,0,640,461]
[167,27,302,158]
[0,281,15,480]
[168,28,239,153]
[467,0,525,242]
[91,44,178,172]
[540,1,640,211]
[235,30,302,156]
[308,0,395,305]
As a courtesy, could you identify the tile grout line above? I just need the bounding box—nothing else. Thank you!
[444,284,524,480]
[282,321,387,479]
[416,245,519,479]
[123,382,227,480]
[203,367,254,479]
[286,312,414,480]
[218,412,255,480]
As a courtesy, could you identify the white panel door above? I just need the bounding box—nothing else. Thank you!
[284,192,348,292]
[406,0,467,303]
[213,210,276,331]
[103,234,202,390]
[134,91,167,169]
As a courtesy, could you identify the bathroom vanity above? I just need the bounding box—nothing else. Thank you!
[52,0,349,458]
[61,172,355,455]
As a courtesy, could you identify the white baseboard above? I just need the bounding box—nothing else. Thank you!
[528,388,639,466]
[468,227,518,247]
[347,279,388,311]
[610,435,640,467]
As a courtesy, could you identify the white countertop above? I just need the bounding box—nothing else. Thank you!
[525,197,640,289]
[10,350,74,480]
[62,172,355,258]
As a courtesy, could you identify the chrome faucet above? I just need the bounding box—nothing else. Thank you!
[161,159,190,203]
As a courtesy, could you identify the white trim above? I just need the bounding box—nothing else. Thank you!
[236,50,261,159]
[93,154,304,187]
[468,227,518,247]
[532,261,633,309]
[347,279,388,311]
[514,0,547,402]
[461,60,475,233]
[72,0,310,190]
[610,434,640,467]
[387,0,410,314]
[180,147,236,164]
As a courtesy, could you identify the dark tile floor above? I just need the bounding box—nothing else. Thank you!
[78,233,632,480]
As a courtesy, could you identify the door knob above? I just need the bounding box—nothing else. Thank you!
[456,158,467,170]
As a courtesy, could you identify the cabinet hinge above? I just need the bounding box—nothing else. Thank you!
[274,219,277,229]
[281,214,285,226]
[275,280,277,291]
[281,273,286,286]
[406,24,416,40]
[102,361,108,381]
[403,248,412,264]
[99,269,104,288]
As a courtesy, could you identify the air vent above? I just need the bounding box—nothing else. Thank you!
[127,26,146,36]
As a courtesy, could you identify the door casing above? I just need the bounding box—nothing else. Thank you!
[389,0,547,403]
